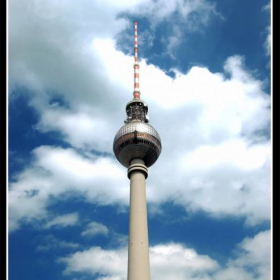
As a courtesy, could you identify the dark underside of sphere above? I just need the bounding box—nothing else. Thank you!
[113,122,162,168]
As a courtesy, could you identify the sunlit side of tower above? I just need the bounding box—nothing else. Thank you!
[113,21,162,280]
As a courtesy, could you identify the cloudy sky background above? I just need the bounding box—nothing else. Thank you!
[8,0,272,279]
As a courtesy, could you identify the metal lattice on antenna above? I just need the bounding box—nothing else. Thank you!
[133,21,140,99]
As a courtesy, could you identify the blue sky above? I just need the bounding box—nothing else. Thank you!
[8,0,271,280]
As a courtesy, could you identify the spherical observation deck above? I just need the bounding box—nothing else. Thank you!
[113,121,162,168]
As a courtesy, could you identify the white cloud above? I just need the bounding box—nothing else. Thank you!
[131,0,219,28]
[57,247,127,279]
[8,0,130,110]
[150,243,219,280]
[36,234,80,251]
[229,230,271,279]
[8,145,129,231]
[9,46,271,230]
[264,26,271,56]
[8,0,271,230]
[214,267,256,280]
[8,0,221,107]
[44,212,79,228]
[137,0,223,56]
[9,172,50,231]
[214,230,271,280]
[81,221,109,238]
[261,2,271,57]
[8,1,271,279]
[57,243,218,280]
[57,230,270,280]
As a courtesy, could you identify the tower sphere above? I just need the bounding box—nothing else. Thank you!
[113,20,161,169]
[113,121,162,168]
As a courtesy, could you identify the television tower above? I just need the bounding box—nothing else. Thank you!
[113,21,162,280]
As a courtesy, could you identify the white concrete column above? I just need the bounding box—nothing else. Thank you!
[127,158,150,280]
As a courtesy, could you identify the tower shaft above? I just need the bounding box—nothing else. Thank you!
[127,158,150,280]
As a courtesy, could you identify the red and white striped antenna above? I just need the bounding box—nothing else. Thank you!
[133,21,140,99]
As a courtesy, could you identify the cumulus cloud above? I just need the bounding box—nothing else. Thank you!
[261,2,271,57]
[44,212,79,229]
[8,0,130,111]
[215,230,271,280]
[57,247,127,279]
[150,243,219,280]
[81,221,109,238]
[228,230,271,279]
[57,243,218,280]
[57,230,270,280]
[131,0,219,28]
[36,234,80,251]
[8,0,270,230]
[9,45,271,230]
[8,2,271,280]
[8,145,128,231]
[8,0,221,107]
[264,26,271,57]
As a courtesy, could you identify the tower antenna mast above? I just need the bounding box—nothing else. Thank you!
[133,21,140,99]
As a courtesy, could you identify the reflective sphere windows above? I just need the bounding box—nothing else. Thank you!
[113,122,162,168]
